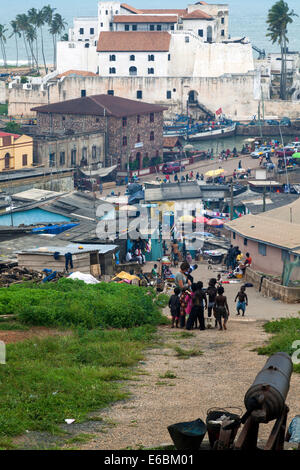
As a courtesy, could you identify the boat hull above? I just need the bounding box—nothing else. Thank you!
[184,124,236,142]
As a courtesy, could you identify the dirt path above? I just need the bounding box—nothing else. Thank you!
[80,320,300,450]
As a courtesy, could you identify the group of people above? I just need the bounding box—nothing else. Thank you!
[169,261,249,332]
[225,246,252,274]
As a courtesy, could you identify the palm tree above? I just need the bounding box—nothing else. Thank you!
[49,13,67,69]
[0,24,8,68]
[16,14,31,67]
[27,8,40,73]
[266,0,298,100]
[10,20,21,67]
[36,9,48,74]
[43,5,56,70]
[25,24,38,70]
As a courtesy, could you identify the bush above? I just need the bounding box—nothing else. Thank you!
[0,279,166,329]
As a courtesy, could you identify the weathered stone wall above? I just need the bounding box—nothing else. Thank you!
[0,81,7,104]
[245,267,300,303]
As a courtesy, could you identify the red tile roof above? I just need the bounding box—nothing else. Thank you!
[56,70,98,79]
[141,9,187,15]
[0,131,21,139]
[97,31,171,52]
[114,15,178,23]
[120,4,142,14]
[182,9,212,20]
[163,136,181,148]
[31,94,168,118]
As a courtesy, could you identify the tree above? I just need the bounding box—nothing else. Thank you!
[0,24,8,68]
[61,33,69,41]
[49,13,67,70]
[4,121,21,133]
[27,8,40,74]
[266,0,298,100]
[25,24,39,70]
[9,20,21,67]
[16,14,31,67]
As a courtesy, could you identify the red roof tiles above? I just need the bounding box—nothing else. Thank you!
[97,31,171,52]
[114,15,178,23]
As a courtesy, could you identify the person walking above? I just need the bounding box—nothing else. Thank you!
[206,278,217,322]
[235,286,248,316]
[169,287,181,328]
[214,286,230,331]
[179,287,192,328]
[186,282,207,330]
[174,261,191,291]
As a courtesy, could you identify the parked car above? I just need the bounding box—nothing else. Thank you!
[162,162,185,174]
[276,148,296,157]
[266,120,279,125]
[280,117,291,126]
[251,146,274,159]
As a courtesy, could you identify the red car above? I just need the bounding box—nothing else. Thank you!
[162,162,185,174]
[276,148,295,157]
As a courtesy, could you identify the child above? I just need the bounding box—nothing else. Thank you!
[206,279,217,321]
[168,287,181,328]
[235,286,248,316]
[151,264,158,278]
[214,286,230,331]
[179,287,192,328]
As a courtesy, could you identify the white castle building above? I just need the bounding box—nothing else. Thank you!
[57,1,254,78]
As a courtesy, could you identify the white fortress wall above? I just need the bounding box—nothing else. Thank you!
[56,42,98,74]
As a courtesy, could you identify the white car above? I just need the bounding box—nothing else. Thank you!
[251,146,274,159]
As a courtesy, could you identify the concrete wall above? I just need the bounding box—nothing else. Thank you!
[0,172,74,194]
[0,81,7,104]
[263,99,300,119]
[57,42,98,74]
[99,51,169,77]
[245,266,300,303]
[8,73,260,120]
[0,134,33,171]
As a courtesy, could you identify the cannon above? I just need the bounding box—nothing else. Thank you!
[234,352,293,450]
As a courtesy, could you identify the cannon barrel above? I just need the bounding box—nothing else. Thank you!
[244,352,293,423]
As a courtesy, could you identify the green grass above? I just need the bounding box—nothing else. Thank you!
[257,317,300,373]
[0,279,165,329]
[173,346,203,359]
[0,325,157,440]
[159,371,177,379]
[0,322,29,331]
[0,103,8,115]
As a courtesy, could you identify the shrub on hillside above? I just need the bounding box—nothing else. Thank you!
[0,279,166,329]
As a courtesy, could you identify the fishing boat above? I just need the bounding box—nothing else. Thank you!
[184,122,236,141]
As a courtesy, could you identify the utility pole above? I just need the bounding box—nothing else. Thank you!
[230,182,234,220]
[263,185,266,212]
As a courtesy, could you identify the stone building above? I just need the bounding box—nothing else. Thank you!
[31,94,167,170]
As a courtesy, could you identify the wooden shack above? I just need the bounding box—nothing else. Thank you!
[17,243,117,276]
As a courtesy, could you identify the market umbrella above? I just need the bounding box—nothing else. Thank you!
[193,216,209,224]
[179,215,195,223]
[205,169,225,177]
[184,144,194,150]
[292,153,300,159]
[207,218,224,227]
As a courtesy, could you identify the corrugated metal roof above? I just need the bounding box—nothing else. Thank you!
[18,243,118,255]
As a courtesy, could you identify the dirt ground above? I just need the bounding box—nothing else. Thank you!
[78,264,300,450]
[0,326,69,344]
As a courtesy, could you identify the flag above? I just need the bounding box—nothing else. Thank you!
[216,108,222,116]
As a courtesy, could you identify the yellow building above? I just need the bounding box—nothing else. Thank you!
[0,131,33,171]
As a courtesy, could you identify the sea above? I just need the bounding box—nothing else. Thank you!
[1,0,300,66]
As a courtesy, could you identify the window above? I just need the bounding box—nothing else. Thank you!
[85,43,90,48]
[109,67,116,74]
[137,114,140,124]
[79,28,84,35]
[244,238,248,246]
[166,90,171,99]
[100,22,103,27]
[282,250,290,263]
[107,90,114,95]
[81,89,86,97]
[129,66,137,76]
[258,243,267,256]
[71,149,76,165]
[150,113,154,123]
[170,25,174,30]
[185,36,189,43]
[221,30,225,37]
[22,154,28,166]
[129,54,135,61]
[59,151,65,166]
[49,153,55,167]
[198,29,203,37]
[90,28,94,35]
[148,68,154,74]
[96,117,100,122]
[233,232,236,240]
[148,54,154,61]
[150,25,155,31]
[136,90,142,99]
[105,10,108,14]
[92,146,97,159]
[132,25,137,31]
[137,134,141,143]
[150,131,154,141]
[221,17,225,24]
[125,24,129,31]
[109,23,113,28]
[156,25,161,31]
[168,53,171,61]
[109,54,116,61]
[122,117,127,128]
[122,136,127,146]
